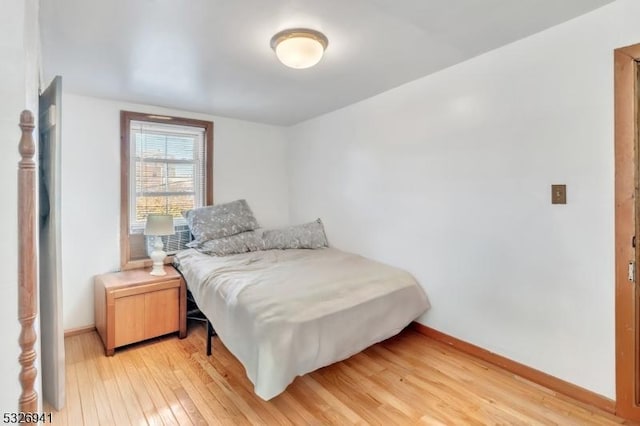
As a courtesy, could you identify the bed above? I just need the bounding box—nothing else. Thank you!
[174,246,430,400]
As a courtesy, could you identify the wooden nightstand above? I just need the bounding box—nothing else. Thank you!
[94,265,186,356]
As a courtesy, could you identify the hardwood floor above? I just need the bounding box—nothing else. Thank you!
[46,323,631,425]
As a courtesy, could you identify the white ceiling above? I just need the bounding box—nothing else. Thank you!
[40,0,614,126]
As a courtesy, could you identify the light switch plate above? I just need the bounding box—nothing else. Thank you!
[551,184,566,204]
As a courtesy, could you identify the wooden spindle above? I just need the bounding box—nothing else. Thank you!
[18,110,38,412]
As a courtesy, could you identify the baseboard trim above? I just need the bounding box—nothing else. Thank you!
[411,322,616,414]
[64,325,96,338]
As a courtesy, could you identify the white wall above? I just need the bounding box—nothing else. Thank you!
[61,94,290,329]
[0,0,40,412]
[288,0,640,399]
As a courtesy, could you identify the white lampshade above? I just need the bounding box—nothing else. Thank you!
[271,29,328,69]
[144,214,175,236]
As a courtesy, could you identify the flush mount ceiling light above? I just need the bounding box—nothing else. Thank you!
[270,28,328,69]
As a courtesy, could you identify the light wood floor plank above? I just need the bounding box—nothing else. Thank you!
[60,356,81,425]
[138,343,194,426]
[186,330,294,425]
[300,375,366,424]
[48,323,631,425]
[172,369,224,426]
[68,336,99,426]
[119,347,165,426]
[109,351,150,425]
[381,335,582,424]
[314,366,397,426]
[189,353,253,425]
[413,339,611,425]
[79,333,116,426]
[193,353,264,425]
[175,349,242,424]
[411,352,574,424]
[269,391,320,425]
[172,387,210,426]
[129,348,180,426]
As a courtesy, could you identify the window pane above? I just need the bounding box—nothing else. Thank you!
[136,161,167,193]
[165,194,196,217]
[135,195,196,222]
[167,163,195,192]
[137,133,167,160]
[136,162,195,194]
[166,136,195,160]
[135,133,196,161]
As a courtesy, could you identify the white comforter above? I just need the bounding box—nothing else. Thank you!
[175,247,430,400]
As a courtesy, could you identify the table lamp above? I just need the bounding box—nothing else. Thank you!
[144,214,175,276]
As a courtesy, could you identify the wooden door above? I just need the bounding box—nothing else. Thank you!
[614,44,640,421]
[38,76,65,410]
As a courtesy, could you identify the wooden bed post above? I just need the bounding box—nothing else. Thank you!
[18,110,38,412]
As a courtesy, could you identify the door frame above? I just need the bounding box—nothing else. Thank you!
[614,42,640,420]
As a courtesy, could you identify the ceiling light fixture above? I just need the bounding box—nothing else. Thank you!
[270,28,328,69]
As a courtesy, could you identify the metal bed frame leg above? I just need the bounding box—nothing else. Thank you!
[181,284,216,357]
[206,320,213,356]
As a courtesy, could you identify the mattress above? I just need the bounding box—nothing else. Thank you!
[174,247,430,400]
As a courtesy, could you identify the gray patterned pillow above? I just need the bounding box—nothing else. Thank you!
[189,230,264,256]
[183,199,259,242]
[262,219,328,250]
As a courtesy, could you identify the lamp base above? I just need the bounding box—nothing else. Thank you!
[149,263,166,276]
[149,236,167,276]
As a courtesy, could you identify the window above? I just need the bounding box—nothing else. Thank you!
[121,111,213,269]
[130,120,204,228]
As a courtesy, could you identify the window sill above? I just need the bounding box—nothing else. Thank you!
[121,255,175,271]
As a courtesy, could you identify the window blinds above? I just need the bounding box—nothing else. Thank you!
[129,120,206,231]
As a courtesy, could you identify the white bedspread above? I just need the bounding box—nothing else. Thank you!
[175,247,430,400]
